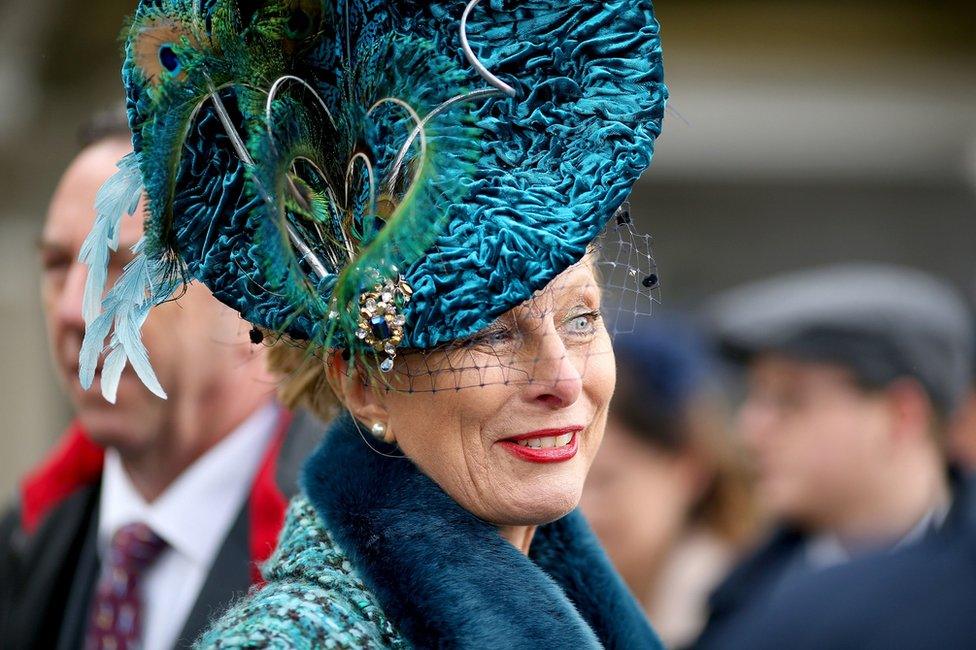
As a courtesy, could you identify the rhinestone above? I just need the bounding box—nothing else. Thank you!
[394,315,406,326]
[384,342,396,355]
[380,358,395,373]
[355,328,368,340]
[370,316,392,341]
[364,298,378,313]
[381,292,393,303]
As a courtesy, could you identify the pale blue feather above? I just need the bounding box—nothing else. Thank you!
[78,152,144,326]
[78,236,178,402]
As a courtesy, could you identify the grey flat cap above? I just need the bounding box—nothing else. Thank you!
[705,263,974,415]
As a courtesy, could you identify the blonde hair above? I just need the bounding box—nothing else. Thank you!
[268,340,339,421]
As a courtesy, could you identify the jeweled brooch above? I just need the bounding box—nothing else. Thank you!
[356,275,413,372]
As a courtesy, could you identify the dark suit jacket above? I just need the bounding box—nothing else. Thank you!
[0,408,324,650]
[706,475,976,650]
[695,476,976,650]
[692,527,808,649]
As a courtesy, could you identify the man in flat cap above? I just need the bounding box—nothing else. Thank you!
[693,263,973,650]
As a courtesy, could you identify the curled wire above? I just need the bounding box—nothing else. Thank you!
[460,0,517,97]
[204,77,332,281]
[367,97,428,195]
[265,75,338,155]
[388,87,501,193]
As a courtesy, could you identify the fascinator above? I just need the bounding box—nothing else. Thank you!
[79,0,667,400]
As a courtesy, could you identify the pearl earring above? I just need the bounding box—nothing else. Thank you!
[371,422,387,441]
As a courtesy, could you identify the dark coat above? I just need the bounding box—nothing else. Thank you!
[692,527,808,649]
[706,474,976,650]
[0,408,324,650]
[694,474,973,650]
[199,412,663,649]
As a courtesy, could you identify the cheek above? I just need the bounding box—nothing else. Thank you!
[592,366,616,407]
[387,390,465,474]
[387,384,525,516]
[580,345,615,452]
[810,408,872,457]
[139,310,178,362]
[41,280,63,326]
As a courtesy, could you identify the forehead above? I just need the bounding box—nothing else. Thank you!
[515,261,600,314]
[44,140,143,250]
[749,353,856,389]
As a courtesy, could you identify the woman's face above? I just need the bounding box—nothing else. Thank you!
[380,262,615,526]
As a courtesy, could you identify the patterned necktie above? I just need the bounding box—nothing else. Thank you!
[85,522,168,650]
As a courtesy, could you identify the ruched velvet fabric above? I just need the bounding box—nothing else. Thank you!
[407,0,667,347]
[123,0,666,349]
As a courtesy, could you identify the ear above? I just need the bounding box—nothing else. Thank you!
[325,351,394,442]
[884,378,936,446]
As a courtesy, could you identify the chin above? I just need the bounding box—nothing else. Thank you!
[72,387,156,452]
[74,408,140,450]
[494,479,585,526]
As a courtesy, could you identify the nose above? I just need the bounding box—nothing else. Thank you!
[57,261,90,332]
[520,328,584,409]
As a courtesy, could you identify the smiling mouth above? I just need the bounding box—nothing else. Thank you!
[498,427,582,464]
[514,432,574,449]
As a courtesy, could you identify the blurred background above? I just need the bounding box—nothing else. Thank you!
[0,0,974,503]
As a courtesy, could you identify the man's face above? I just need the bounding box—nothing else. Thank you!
[738,354,890,529]
[40,138,263,453]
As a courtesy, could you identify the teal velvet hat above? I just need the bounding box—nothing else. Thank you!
[79,0,667,400]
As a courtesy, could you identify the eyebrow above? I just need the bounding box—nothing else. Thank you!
[36,237,69,255]
[566,283,601,307]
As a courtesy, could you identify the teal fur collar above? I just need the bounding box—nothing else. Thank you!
[302,413,662,649]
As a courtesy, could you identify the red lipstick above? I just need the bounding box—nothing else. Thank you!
[498,427,583,464]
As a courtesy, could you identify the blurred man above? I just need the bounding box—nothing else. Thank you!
[694,264,973,649]
[0,116,323,649]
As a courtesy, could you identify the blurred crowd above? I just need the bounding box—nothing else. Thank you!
[586,265,976,649]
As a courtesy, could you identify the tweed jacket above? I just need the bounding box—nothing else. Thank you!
[198,413,663,649]
[199,495,407,648]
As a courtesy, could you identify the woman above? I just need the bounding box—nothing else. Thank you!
[200,258,663,647]
[583,319,758,648]
[79,0,667,646]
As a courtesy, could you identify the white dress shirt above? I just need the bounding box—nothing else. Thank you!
[96,402,280,650]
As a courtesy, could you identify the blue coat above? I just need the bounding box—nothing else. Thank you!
[198,413,662,649]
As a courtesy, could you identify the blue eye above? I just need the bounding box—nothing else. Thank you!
[485,329,513,344]
[159,45,180,73]
[565,311,600,336]
[570,317,591,331]
[463,326,516,350]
